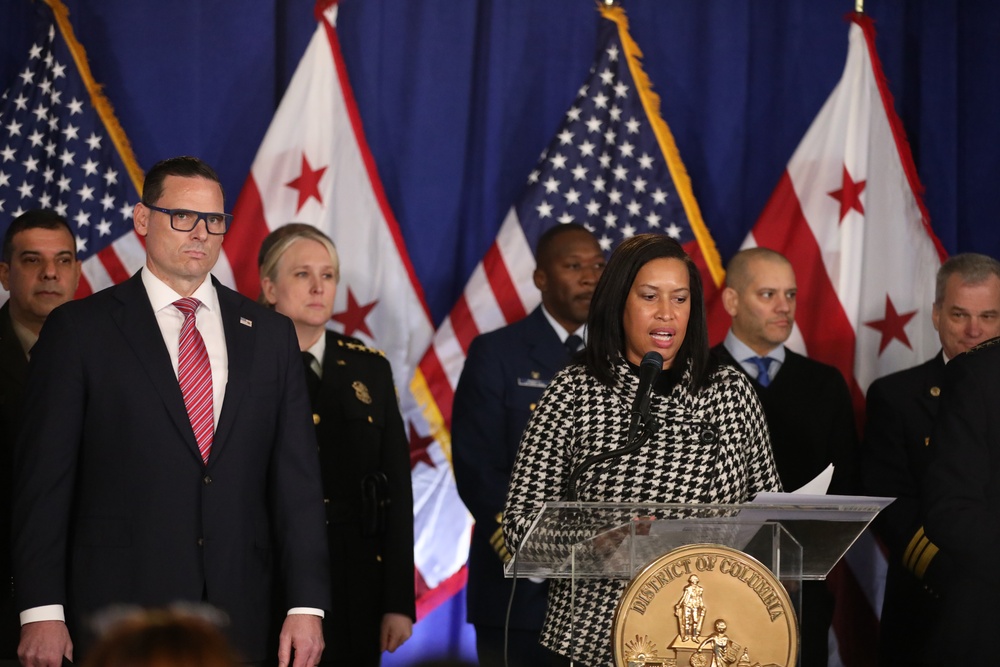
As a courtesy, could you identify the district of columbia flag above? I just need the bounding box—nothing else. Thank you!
[221,0,469,616]
[705,13,946,667]
[413,3,724,453]
[0,0,144,301]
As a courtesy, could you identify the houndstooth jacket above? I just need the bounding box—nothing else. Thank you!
[503,358,782,666]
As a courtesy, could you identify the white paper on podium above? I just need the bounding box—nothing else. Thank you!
[791,463,834,494]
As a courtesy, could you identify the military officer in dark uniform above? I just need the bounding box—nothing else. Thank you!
[864,252,1000,665]
[259,224,414,666]
[452,223,605,667]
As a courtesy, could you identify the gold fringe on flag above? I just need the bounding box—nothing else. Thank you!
[600,3,725,288]
[43,0,145,195]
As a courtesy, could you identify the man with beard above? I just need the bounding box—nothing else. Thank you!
[711,247,859,666]
[452,223,604,667]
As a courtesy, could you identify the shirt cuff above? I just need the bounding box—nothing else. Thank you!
[287,607,324,619]
[20,605,65,626]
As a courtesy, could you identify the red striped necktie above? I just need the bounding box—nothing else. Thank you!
[173,297,214,463]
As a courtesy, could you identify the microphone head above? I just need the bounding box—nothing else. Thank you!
[640,351,664,372]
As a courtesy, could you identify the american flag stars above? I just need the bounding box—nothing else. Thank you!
[515,40,690,255]
[1,19,139,264]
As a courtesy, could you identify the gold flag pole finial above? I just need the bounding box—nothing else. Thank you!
[855,0,864,13]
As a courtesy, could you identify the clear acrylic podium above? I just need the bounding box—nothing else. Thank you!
[504,496,889,666]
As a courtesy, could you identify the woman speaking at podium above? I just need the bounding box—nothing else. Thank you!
[503,234,781,666]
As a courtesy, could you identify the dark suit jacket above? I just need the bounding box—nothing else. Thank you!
[922,338,1000,661]
[712,345,860,494]
[0,303,26,658]
[11,273,330,661]
[863,352,953,664]
[452,307,573,630]
[312,331,415,664]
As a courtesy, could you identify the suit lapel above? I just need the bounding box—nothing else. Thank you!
[213,279,252,463]
[112,273,202,459]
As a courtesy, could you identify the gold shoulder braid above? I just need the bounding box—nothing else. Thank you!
[335,337,387,358]
[969,336,1000,354]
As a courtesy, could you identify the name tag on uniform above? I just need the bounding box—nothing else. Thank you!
[517,377,548,389]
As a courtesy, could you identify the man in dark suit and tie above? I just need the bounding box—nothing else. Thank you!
[0,210,81,662]
[710,247,859,667]
[452,223,605,667]
[863,253,1000,665]
[12,157,330,667]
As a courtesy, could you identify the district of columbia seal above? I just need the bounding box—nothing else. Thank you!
[612,544,798,667]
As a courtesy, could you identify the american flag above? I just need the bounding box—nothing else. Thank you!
[0,0,143,299]
[412,3,725,437]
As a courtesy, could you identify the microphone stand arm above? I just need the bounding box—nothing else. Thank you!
[563,418,660,502]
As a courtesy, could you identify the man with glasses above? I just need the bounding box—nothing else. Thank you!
[12,157,330,667]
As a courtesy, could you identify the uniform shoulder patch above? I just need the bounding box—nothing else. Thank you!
[335,337,387,358]
[969,336,1000,354]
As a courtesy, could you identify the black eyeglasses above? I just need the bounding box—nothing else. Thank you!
[143,203,233,235]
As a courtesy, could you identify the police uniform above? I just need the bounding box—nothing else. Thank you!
[309,331,415,666]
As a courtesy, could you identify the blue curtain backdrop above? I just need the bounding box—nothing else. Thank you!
[2,0,999,660]
[3,0,999,324]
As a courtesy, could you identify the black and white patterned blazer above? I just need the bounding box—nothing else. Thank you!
[504,358,781,666]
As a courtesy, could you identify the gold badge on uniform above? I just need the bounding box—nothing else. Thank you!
[612,544,797,667]
[930,386,940,397]
[352,381,373,405]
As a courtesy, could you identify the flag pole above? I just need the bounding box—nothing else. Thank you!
[855,0,864,13]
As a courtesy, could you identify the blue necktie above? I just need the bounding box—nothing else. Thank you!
[748,356,773,387]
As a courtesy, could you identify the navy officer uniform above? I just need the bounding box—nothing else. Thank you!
[862,351,955,665]
[452,306,579,667]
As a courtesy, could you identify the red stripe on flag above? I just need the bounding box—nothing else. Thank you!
[483,242,527,324]
[685,241,727,345]
[225,176,271,298]
[417,348,457,431]
[97,246,131,286]
[320,16,434,325]
[449,296,481,356]
[74,274,92,299]
[414,565,468,621]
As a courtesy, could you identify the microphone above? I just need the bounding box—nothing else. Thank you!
[626,351,664,444]
[564,351,663,501]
